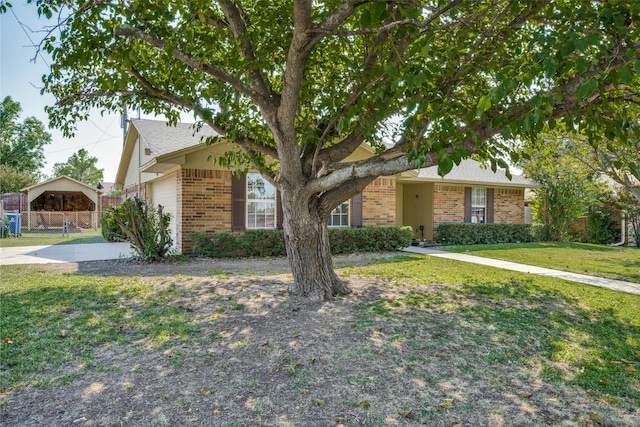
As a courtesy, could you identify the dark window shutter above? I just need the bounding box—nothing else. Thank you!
[351,193,363,227]
[231,174,246,230]
[277,190,284,230]
[464,187,472,223]
[486,188,494,223]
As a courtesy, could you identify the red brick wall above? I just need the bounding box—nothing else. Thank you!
[494,188,524,224]
[178,169,233,253]
[362,177,396,225]
[432,184,465,236]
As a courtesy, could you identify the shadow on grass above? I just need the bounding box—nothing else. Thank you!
[67,252,414,278]
[2,260,639,425]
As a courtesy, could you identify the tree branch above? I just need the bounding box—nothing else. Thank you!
[216,0,275,104]
[113,24,267,107]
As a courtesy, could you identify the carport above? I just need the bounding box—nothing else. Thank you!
[21,176,103,231]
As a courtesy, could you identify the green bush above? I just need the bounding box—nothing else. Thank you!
[329,226,413,254]
[191,226,413,258]
[437,223,536,245]
[585,207,616,244]
[102,198,173,260]
[101,206,128,242]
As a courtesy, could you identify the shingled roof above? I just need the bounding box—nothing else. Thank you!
[133,119,222,157]
[414,159,535,187]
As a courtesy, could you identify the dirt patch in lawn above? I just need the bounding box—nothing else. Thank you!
[1,254,637,426]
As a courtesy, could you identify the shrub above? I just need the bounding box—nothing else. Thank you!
[104,198,173,260]
[191,226,413,258]
[585,206,616,244]
[101,206,128,242]
[437,223,535,245]
[329,226,413,254]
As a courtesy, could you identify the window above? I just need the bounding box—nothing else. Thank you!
[328,201,350,227]
[246,173,276,228]
[471,188,486,223]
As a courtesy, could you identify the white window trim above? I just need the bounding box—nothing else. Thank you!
[328,200,350,227]
[246,173,277,229]
[471,188,486,224]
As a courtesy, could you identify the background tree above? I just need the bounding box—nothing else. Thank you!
[10,0,640,300]
[0,165,36,193]
[537,124,640,203]
[52,148,104,187]
[0,96,51,191]
[522,140,612,242]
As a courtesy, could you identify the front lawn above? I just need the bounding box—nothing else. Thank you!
[0,229,108,248]
[442,242,640,284]
[1,255,639,426]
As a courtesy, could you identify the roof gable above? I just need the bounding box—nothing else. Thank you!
[134,119,222,157]
[21,175,102,193]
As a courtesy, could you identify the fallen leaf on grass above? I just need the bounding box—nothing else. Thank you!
[399,410,415,419]
[495,337,505,343]
[588,413,604,425]
[300,389,309,395]
[211,314,220,319]
[292,332,301,338]
[261,341,269,346]
[439,398,453,408]
[446,420,463,427]
[625,366,636,372]
[312,398,325,405]
[600,378,610,385]
[358,401,370,407]
[0,389,6,395]
[516,390,533,398]
[3,338,13,344]
[200,390,212,396]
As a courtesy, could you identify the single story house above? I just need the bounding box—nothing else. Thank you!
[115,119,535,253]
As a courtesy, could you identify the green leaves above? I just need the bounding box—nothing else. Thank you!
[576,78,598,100]
[476,96,492,117]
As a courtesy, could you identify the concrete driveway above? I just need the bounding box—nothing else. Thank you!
[0,242,135,265]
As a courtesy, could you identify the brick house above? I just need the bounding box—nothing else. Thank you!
[115,119,535,253]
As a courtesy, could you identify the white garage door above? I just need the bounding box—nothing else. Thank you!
[149,174,177,251]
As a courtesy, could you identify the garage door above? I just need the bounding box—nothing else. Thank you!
[149,174,177,251]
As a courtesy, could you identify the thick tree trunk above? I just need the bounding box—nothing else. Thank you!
[280,189,351,302]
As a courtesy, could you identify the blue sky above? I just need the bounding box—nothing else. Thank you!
[1,2,130,182]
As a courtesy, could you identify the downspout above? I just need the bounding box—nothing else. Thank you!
[610,214,626,246]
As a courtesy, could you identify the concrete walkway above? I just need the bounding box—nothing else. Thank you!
[0,242,135,265]
[403,246,640,296]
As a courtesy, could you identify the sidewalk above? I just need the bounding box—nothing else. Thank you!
[403,246,640,296]
[0,242,135,265]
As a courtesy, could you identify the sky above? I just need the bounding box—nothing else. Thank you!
[1,2,143,183]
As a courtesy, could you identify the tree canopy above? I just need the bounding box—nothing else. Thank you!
[8,0,640,299]
[0,96,51,190]
[52,148,104,187]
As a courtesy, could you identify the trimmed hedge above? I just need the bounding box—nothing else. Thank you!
[437,223,538,245]
[192,226,413,258]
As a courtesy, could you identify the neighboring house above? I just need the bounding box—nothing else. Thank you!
[115,119,535,253]
[20,176,103,230]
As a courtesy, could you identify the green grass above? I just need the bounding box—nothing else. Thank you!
[0,229,108,247]
[2,254,639,413]
[441,242,640,283]
[0,267,199,389]
[341,255,640,404]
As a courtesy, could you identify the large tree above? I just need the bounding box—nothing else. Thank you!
[0,96,51,190]
[52,148,104,187]
[11,0,640,300]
